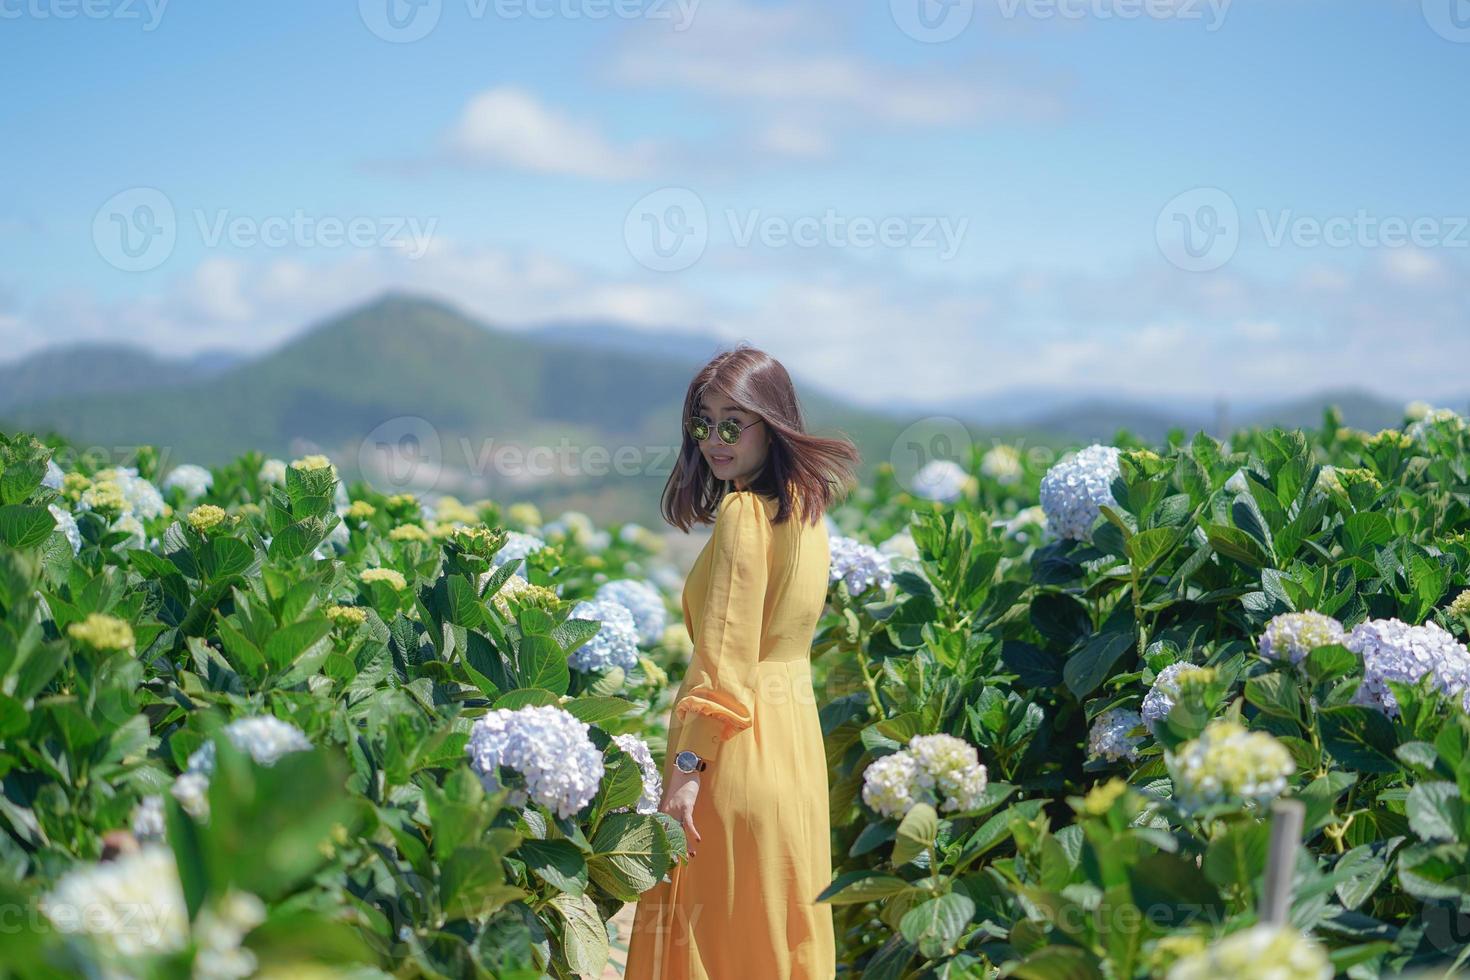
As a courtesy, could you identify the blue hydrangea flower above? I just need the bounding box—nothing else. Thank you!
[186,716,313,775]
[493,530,546,568]
[829,534,894,596]
[466,704,604,819]
[43,459,64,490]
[595,579,667,645]
[1039,444,1122,542]
[568,598,640,673]
[1346,617,1470,717]
[1088,708,1145,763]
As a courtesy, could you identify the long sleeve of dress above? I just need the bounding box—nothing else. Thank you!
[671,491,772,762]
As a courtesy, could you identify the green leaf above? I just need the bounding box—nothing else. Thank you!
[514,635,570,696]
[1319,706,1399,773]
[1407,782,1464,843]
[587,812,668,900]
[518,838,588,896]
[1063,631,1135,698]
[264,619,334,673]
[816,871,913,905]
[898,892,974,960]
[892,803,938,866]
[0,505,55,550]
[1245,673,1300,720]
[548,892,610,978]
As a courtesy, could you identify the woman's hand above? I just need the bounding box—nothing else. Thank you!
[659,768,702,858]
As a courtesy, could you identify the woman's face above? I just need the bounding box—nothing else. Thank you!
[694,388,768,490]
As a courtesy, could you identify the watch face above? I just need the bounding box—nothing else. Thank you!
[675,750,698,772]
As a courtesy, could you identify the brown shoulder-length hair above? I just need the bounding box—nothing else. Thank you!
[661,343,861,531]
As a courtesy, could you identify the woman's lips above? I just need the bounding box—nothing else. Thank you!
[710,454,733,464]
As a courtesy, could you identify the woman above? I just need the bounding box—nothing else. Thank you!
[624,345,860,980]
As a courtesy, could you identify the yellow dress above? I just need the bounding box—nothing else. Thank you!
[625,489,836,980]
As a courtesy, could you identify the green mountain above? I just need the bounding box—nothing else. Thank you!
[2,294,947,525]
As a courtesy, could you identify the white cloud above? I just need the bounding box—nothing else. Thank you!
[445,86,660,180]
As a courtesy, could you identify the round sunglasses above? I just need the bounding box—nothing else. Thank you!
[686,414,762,446]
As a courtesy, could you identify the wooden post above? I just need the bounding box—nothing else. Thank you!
[1260,798,1305,926]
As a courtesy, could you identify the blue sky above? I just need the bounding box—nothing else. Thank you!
[3,0,1468,406]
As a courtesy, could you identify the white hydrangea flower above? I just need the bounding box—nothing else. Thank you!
[1224,467,1251,496]
[1166,924,1331,980]
[595,579,668,646]
[258,459,288,485]
[860,750,921,819]
[1258,611,1346,665]
[543,511,600,549]
[911,459,969,503]
[186,716,314,775]
[610,732,662,815]
[161,463,214,499]
[43,458,65,490]
[1142,662,1213,734]
[95,466,166,520]
[878,528,919,560]
[1345,617,1470,717]
[1040,444,1122,542]
[1406,407,1464,444]
[829,534,894,596]
[193,890,267,980]
[171,771,211,821]
[1088,708,1145,763]
[493,530,545,568]
[1405,400,1433,422]
[861,733,988,818]
[130,795,167,841]
[49,504,82,555]
[110,514,147,551]
[465,704,605,819]
[1166,719,1294,813]
[980,444,1023,485]
[40,845,189,958]
[567,598,640,673]
[907,733,989,812]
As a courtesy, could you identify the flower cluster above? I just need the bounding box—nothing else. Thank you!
[493,530,546,568]
[1039,444,1121,542]
[388,523,432,543]
[258,458,288,485]
[980,445,1023,485]
[40,845,189,957]
[1258,611,1346,665]
[1449,589,1470,619]
[610,733,662,815]
[187,503,231,534]
[67,612,135,653]
[878,528,919,560]
[910,459,970,503]
[595,578,668,645]
[1088,708,1145,763]
[161,463,214,499]
[1345,617,1470,716]
[290,454,334,473]
[483,572,559,618]
[1165,719,1294,813]
[861,733,988,818]
[568,597,641,673]
[1406,406,1464,444]
[1166,924,1331,980]
[465,704,605,819]
[360,567,408,591]
[1141,662,1215,734]
[325,604,367,628]
[93,466,166,520]
[186,716,314,775]
[829,534,894,596]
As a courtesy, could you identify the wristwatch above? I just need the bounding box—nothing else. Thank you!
[673,750,707,773]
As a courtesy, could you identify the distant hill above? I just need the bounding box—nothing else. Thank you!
[0,343,242,413]
[2,294,923,526]
[531,320,731,365]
